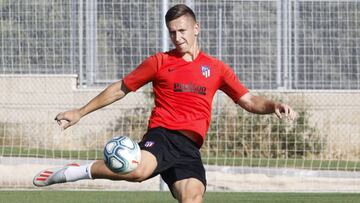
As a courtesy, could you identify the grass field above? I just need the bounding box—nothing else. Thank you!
[0,191,360,203]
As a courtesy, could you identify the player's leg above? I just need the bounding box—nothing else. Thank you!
[33,150,157,187]
[157,129,207,202]
[90,150,156,182]
[172,178,205,203]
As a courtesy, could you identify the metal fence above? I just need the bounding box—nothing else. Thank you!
[1,0,359,89]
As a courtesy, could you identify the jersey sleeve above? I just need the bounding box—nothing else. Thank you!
[219,61,249,102]
[122,53,160,91]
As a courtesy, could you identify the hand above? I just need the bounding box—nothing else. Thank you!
[274,103,296,121]
[54,109,82,130]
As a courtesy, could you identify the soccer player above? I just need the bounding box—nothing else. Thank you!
[33,4,296,203]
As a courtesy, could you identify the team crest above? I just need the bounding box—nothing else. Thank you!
[201,66,211,78]
[144,141,155,148]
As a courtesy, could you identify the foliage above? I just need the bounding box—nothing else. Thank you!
[0,122,22,147]
[107,107,150,142]
[204,104,323,160]
[107,90,154,141]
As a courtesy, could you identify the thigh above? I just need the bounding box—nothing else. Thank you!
[91,150,157,181]
[160,133,207,199]
[138,127,175,174]
[172,178,205,203]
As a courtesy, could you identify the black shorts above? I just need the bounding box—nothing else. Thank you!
[138,127,206,193]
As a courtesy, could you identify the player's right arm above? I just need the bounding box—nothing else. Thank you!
[55,53,160,130]
[55,80,130,130]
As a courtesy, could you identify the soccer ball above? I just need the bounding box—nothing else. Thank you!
[103,136,141,174]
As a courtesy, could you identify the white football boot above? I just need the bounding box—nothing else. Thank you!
[33,163,80,187]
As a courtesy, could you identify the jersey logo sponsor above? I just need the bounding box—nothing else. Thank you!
[201,65,211,78]
[144,141,155,147]
[174,82,206,95]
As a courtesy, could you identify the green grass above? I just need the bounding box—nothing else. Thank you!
[2,146,360,171]
[0,191,359,203]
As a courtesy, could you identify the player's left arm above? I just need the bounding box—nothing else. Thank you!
[237,93,296,120]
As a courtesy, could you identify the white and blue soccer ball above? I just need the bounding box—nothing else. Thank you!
[103,136,141,174]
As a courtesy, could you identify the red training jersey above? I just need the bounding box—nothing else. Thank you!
[123,49,248,147]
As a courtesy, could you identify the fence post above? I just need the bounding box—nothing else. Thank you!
[85,0,97,86]
[160,0,169,192]
[78,0,84,87]
[276,0,283,89]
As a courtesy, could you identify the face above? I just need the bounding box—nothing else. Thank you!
[167,15,200,54]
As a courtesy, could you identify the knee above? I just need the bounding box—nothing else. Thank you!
[174,180,205,203]
[175,187,204,203]
[178,193,203,203]
[127,166,149,182]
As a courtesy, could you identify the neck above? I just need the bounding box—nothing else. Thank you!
[182,47,200,62]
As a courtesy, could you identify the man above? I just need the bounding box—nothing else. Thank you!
[33,4,296,203]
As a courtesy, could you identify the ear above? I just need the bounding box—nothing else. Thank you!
[194,23,200,36]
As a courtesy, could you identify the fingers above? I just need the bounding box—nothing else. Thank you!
[274,108,283,119]
[62,121,73,130]
[55,118,71,130]
[54,113,68,123]
[276,103,296,121]
[284,105,296,121]
[54,112,73,130]
[288,108,297,121]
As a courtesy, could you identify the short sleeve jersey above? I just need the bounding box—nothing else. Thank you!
[123,49,248,147]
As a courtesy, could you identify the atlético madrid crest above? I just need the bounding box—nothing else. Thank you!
[201,65,211,78]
